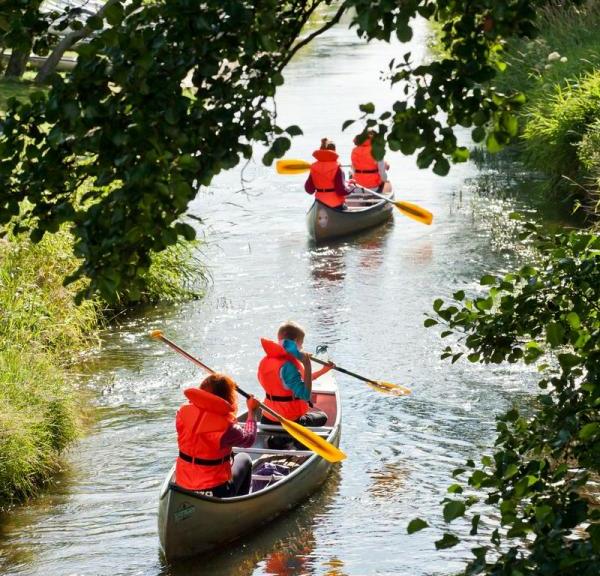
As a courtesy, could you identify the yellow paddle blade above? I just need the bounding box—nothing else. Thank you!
[366,380,412,396]
[279,417,346,463]
[276,159,311,175]
[394,201,433,226]
[149,329,164,339]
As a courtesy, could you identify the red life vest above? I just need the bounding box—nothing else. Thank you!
[310,149,347,208]
[351,141,382,189]
[175,388,236,491]
[257,338,309,422]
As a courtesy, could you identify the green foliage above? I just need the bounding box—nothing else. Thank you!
[345,0,546,167]
[0,1,51,58]
[417,223,600,575]
[0,0,568,302]
[523,71,600,189]
[0,232,98,506]
[492,0,600,201]
[0,0,330,302]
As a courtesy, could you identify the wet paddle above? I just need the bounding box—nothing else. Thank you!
[352,184,433,226]
[149,330,347,463]
[310,355,412,396]
[276,158,433,226]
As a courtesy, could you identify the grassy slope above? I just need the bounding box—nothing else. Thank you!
[495,1,600,202]
[0,233,100,503]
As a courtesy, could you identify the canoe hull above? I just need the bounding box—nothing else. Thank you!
[306,192,394,242]
[158,377,341,562]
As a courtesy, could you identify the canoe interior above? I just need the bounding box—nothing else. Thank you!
[167,388,338,494]
[344,187,393,211]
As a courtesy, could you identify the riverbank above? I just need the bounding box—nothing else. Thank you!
[495,1,600,210]
[0,225,204,507]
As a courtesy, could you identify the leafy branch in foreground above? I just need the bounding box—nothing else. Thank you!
[0,0,333,302]
[413,221,600,575]
[0,1,584,302]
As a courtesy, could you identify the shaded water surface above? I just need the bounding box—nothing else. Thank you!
[1,15,550,576]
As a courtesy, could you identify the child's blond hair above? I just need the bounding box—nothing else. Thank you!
[277,321,305,342]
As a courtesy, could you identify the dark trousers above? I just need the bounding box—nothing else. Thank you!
[262,410,328,449]
[260,409,328,427]
[210,453,253,498]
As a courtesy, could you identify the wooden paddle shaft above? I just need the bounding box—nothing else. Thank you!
[154,333,280,419]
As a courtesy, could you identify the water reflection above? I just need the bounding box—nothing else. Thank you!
[367,462,409,500]
[309,246,348,286]
[160,469,341,576]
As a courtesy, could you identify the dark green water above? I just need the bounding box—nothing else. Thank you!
[0,14,557,576]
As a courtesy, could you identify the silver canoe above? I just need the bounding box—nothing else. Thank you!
[157,373,342,562]
[306,187,394,242]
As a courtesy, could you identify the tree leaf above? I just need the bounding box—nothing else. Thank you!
[407,518,429,534]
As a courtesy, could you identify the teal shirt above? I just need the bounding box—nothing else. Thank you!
[279,339,310,401]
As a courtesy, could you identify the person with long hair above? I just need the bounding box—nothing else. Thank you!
[175,373,258,497]
[304,138,351,210]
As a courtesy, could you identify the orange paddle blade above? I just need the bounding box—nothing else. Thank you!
[367,380,412,396]
[394,201,433,225]
[276,159,311,174]
[278,416,346,462]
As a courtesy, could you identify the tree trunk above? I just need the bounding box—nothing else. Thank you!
[35,0,120,85]
[5,49,30,79]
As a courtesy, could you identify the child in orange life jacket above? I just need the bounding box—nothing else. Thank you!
[305,138,351,210]
[175,373,259,498]
[350,132,392,194]
[257,321,334,432]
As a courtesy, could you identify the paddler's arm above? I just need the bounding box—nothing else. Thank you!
[305,174,316,194]
[280,339,312,399]
[220,397,258,449]
[313,362,334,380]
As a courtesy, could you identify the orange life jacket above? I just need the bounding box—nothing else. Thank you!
[351,141,382,189]
[310,149,347,208]
[175,388,236,491]
[257,338,309,422]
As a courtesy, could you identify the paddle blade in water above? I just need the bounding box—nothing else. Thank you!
[149,329,164,340]
[366,380,412,396]
[276,159,311,174]
[279,417,346,462]
[395,201,433,226]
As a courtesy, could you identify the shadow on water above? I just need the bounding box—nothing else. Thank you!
[159,468,343,576]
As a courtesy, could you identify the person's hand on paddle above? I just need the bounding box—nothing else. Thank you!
[321,362,335,374]
[313,360,335,379]
[246,396,259,414]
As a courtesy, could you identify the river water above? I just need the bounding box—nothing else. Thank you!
[0,13,548,576]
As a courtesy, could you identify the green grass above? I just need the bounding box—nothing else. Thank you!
[0,232,99,506]
[0,75,39,115]
[495,1,600,100]
[0,229,206,507]
[522,71,600,190]
[493,1,600,204]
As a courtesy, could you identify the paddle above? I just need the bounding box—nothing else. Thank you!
[309,355,412,397]
[149,330,346,463]
[353,184,433,226]
[275,159,433,225]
